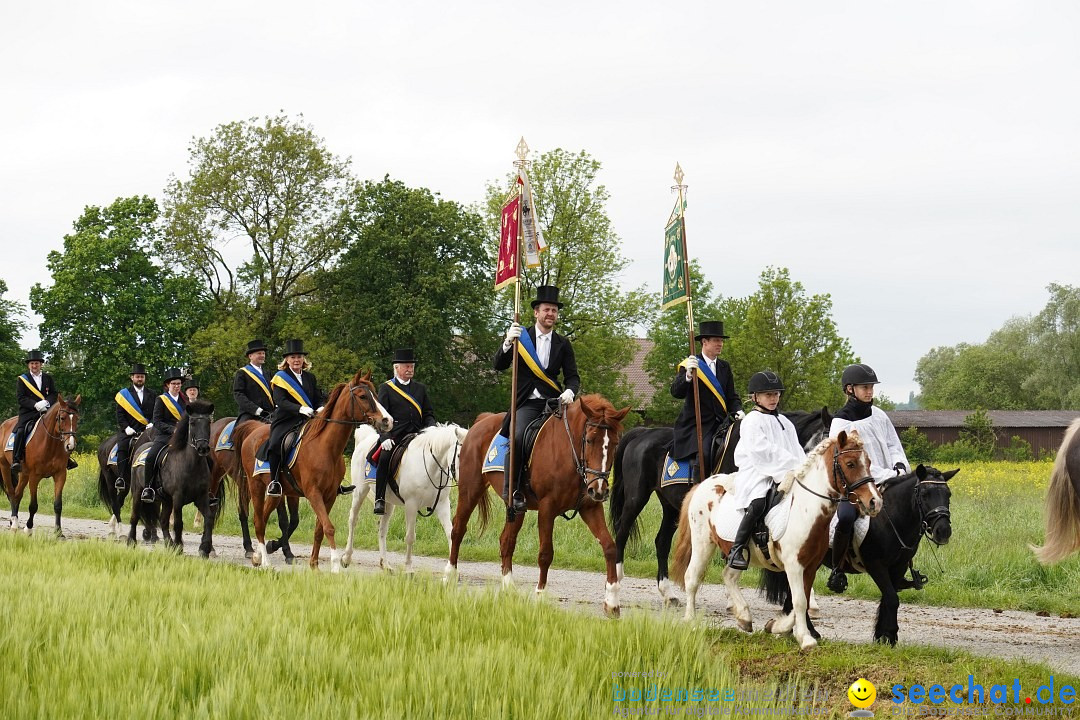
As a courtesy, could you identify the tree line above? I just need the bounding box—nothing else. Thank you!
[2,114,862,437]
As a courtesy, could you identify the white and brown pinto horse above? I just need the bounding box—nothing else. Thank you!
[1033,418,1080,564]
[671,430,882,650]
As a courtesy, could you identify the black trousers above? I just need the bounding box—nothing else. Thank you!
[116,434,134,479]
[145,440,170,488]
[12,414,38,462]
[835,500,858,532]
[499,399,548,492]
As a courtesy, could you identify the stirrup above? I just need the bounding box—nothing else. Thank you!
[265,480,282,498]
[115,477,127,492]
[140,487,156,504]
[728,545,750,570]
[827,567,848,593]
[511,491,527,514]
[373,498,385,515]
[338,484,355,496]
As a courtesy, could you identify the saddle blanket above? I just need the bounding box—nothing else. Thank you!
[215,419,237,452]
[481,417,552,475]
[133,446,167,469]
[252,435,302,476]
[361,456,377,483]
[829,513,870,548]
[4,419,41,453]
[108,443,118,466]
[660,454,694,487]
[706,475,794,543]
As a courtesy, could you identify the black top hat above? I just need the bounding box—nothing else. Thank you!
[162,367,184,384]
[245,339,268,356]
[530,285,564,309]
[282,339,308,356]
[695,321,730,341]
[130,363,147,376]
[392,348,418,364]
[24,349,45,364]
[182,378,200,391]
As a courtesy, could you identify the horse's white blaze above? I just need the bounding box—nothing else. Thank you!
[605,581,620,611]
[600,432,611,473]
[329,548,342,574]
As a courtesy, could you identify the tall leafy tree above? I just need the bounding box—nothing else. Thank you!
[0,280,28,416]
[29,197,207,434]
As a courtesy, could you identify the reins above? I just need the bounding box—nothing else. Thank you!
[794,445,873,506]
[311,383,383,427]
[416,438,460,519]
[557,405,616,521]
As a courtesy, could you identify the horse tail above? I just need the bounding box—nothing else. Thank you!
[476,481,493,535]
[670,482,700,588]
[97,465,111,507]
[609,426,645,544]
[1033,419,1080,564]
[758,569,790,606]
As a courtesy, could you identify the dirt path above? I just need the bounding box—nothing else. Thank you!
[13,514,1080,676]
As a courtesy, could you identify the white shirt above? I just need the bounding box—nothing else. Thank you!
[31,373,43,389]
[732,410,806,509]
[530,325,553,400]
[702,354,717,377]
[133,386,144,402]
[829,406,909,484]
[251,364,264,378]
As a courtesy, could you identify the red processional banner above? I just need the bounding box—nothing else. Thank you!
[495,192,521,290]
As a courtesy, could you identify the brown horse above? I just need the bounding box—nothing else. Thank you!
[0,394,82,535]
[447,394,631,615]
[1033,417,1080,564]
[232,370,392,571]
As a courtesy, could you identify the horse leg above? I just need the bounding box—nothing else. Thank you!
[808,588,821,619]
[448,473,486,581]
[535,505,556,598]
[306,490,338,572]
[250,478,271,568]
[342,482,367,568]
[404,507,418,574]
[435,496,455,583]
[8,469,26,531]
[171,499,185,553]
[869,561,901,646]
[196,496,216,559]
[159,495,174,549]
[655,500,682,607]
[497,510,527,591]
[25,477,41,535]
[378,510,392,572]
[579,503,621,617]
[788,564,818,651]
[682,519,718,622]
[612,478,652,582]
[237,477,253,558]
[279,497,300,564]
[51,470,67,538]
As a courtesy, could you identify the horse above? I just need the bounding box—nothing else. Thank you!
[231,370,393,571]
[670,430,881,650]
[447,395,631,615]
[126,400,218,556]
[96,430,151,540]
[610,407,831,605]
[0,394,82,536]
[341,423,469,572]
[192,416,234,532]
[1033,418,1080,564]
[764,464,957,645]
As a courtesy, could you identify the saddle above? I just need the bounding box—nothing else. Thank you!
[365,433,418,501]
[750,485,788,561]
[256,429,300,464]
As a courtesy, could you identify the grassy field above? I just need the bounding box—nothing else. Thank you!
[14,454,1080,615]
[1,534,1075,720]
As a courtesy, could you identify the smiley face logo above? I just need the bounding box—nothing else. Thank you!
[848,678,876,709]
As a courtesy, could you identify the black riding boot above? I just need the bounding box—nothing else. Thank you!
[266,466,283,498]
[140,465,157,504]
[373,457,388,515]
[502,451,527,515]
[728,497,767,570]
[828,527,853,593]
[67,457,78,470]
[10,430,25,472]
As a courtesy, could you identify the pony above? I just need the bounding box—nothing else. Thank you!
[765,464,957,645]
[126,399,218,556]
[341,423,469,572]
[670,430,881,650]
[1033,418,1080,564]
[448,395,631,615]
[0,394,82,535]
[231,370,392,571]
[610,407,831,605]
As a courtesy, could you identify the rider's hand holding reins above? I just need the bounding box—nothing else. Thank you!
[559,389,575,405]
[125,427,136,436]
[34,400,49,412]
[299,406,314,417]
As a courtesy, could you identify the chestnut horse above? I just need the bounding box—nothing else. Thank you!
[1033,417,1080,564]
[231,370,392,571]
[671,430,881,650]
[1,394,82,535]
[447,395,630,615]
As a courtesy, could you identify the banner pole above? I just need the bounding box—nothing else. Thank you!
[673,164,706,483]
[506,139,529,520]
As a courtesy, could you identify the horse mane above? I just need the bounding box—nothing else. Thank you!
[579,393,625,434]
[169,399,214,450]
[779,432,865,493]
[305,382,347,442]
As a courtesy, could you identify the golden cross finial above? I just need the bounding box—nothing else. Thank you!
[674,162,685,186]
[515,137,530,165]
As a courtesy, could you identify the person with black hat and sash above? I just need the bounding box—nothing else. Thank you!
[183,378,200,404]
[141,367,188,503]
[266,339,327,498]
[494,285,580,514]
[232,339,274,428]
[113,363,155,491]
[670,320,740,479]
[11,349,59,473]
[372,348,437,514]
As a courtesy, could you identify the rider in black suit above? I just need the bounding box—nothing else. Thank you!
[11,349,60,473]
[266,339,327,498]
[141,368,188,503]
[114,363,156,491]
[232,339,274,428]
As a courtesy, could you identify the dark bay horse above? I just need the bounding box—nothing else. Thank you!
[232,370,392,570]
[448,395,631,615]
[1034,418,1080,564]
[610,407,831,604]
[1,394,82,535]
[97,430,148,539]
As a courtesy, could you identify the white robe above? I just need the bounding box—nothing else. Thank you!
[829,406,909,484]
[732,410,806,509]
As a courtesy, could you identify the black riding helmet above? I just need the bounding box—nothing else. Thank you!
[748,370,785,394]
[841,363,880,389]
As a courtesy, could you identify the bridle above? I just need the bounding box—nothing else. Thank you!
[312,382,384,427]
[42,403,79,443]
[185,411,214,453]
[558,406,618,520]
[913,478,951,545]
[416,434,462,519]
[795,444,874,506]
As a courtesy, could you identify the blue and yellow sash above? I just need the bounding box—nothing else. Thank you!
[385,380,421,417]
[115,388,149,426]
[516,331,561,393]
[19,374,45,402]
[271,371,313,408]
[159,393,185,421]
[242,364,272,402]
[678,357,728,414]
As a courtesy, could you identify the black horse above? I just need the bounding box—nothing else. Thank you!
[97,430,160,542]
[610,407,832,604]
[126,400,218,556]
[763,463,957,645]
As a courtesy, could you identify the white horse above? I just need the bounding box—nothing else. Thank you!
[670,430,882,650]
[342,423,467,574]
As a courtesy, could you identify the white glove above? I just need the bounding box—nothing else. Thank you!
[254,407,262,417]
[125,426,136,437]
[683,355,698,381]
[380,438,394,452]
[299,406,314,417]
[316,406,325,414]
[145,422,154,429]
[502,323,522,351]
[34,400,49,412]
[734,410,745,420]
[559,389,575,405]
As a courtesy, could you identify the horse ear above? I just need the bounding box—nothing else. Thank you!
[837,430,847,447]
[820,406,832,425]
[580,400,597,420]
[613,406,631,422]
[942,468,960,481]
[916,464,928,480]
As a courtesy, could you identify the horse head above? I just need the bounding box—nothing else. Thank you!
[185,399,215,456]
[576,395,631,503]
[831,430,883,517]
[55,394,82,453]
[344,370,393,432]
[914,464,957,545]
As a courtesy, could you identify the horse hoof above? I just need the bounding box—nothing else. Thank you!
[799,637,818,651]
[23,526,32,536]
[244,549,254,559]
[739,619,754,633]
[283,556,295,566]
[266,540,280,554]
[604,603,621,618]
[662,596,684,609]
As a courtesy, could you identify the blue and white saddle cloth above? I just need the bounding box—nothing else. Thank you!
[215,419,237,452]
[252,433,304,476]
[5,419,41,453]
[482,434,511,474]
[660,453,694,487]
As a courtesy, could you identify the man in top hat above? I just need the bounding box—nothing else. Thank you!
[141,367,188,503]
[11,349,59,473]
[670,320,740,478]
[183,378,200,404]
[371,348,437,514]
[114,363,155,491]
[266,339,327,498]
[232,339,274,429]
[495,285,580,514]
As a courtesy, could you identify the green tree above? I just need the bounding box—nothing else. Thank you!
[0,280,28,416]
[959,408,997,459]
[483,149,651,413]
[1026,283,1080,409]
[29,197,208,434]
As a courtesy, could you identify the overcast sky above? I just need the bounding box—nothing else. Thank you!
[2,1,1078,402]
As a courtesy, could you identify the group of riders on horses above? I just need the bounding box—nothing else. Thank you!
[12,282,907,591]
